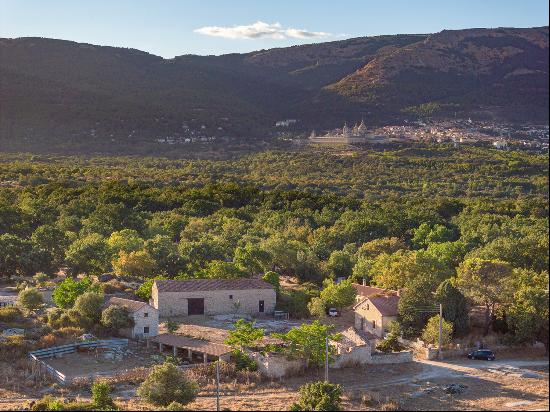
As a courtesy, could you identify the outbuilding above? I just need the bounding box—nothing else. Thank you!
[105,297,159,339]
[151,278,276,317]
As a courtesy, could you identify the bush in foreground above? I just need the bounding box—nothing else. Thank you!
[290,381,342,411]
[137,362,198,407]
[91,381,117,410]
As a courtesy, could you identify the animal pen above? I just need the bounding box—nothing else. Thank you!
[28,339,129,385]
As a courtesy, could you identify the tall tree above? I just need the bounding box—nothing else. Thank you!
[455,258,512,335]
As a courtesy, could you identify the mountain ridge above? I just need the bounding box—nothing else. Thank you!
[0,26,548,153]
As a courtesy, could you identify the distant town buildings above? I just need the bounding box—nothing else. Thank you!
[308,119,386,144]
[275,119,297,127]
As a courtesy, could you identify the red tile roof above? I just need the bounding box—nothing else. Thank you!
[352,283,397,298]
[154,278,275,293]
[369,295,400,317]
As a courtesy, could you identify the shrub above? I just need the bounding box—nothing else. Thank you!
[17,287,44,311]
[0,306,21,322]
[225,319,264,349]
[166,320,178,334]
[231,349,258,372]
[63,292,104,329]
[137,362,198,407]
[376,323,404,353]
[37,333,58,348]
[164,401,185,411]
[101,305,134,332]
[262,271,280,293]
[31,395,61,411]
[421,315,453,346]
[52,277,100,309]
[376,334,404,353]
[56,326,84,338]
[307,297,326,318]
[0,335,32,361]
[91,381,116,410]
[290,381,343,411]
[100,279,127,294]
[380,399,402,411]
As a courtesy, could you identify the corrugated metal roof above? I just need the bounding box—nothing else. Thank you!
[151,333,232,356]
[154,278,274,293]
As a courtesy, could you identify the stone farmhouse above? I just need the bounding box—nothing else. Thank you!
[352,283,400,339]
[151,278,276,317]
[106,297,159,339]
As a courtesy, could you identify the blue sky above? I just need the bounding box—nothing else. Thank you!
[1,0,548,57]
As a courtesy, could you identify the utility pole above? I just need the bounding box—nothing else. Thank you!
[438,303,443,360]
[216,360,220,411]
[324,336,329,382]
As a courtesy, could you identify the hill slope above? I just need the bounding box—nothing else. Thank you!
[0,27,547,153]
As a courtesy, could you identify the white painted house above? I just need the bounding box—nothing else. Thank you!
[106,297,159,339]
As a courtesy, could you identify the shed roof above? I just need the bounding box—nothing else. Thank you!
[154,278,274,293]
[152,333,232,357]
[106,297,150,313]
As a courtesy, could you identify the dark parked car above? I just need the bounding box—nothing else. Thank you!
[467,349,496,360]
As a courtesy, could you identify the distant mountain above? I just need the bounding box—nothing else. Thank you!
[0,27,547,153]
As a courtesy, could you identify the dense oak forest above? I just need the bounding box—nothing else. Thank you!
[0,147,548,346]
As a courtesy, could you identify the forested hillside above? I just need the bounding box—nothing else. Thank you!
[0,147,548,343]
[0,26,548,153]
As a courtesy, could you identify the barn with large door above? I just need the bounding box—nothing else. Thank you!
[151,278,276,317]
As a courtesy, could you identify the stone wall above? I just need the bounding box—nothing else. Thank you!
[128,305,159,339]
[249,352,305,379]
[153,287,276,317]
[369,351,413,364]
[332,345,371,369]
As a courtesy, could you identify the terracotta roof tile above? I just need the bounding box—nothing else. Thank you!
[368,295,400,317]
[155,278,275,293]
[352,283,397,298]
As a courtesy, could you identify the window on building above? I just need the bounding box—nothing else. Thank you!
[372,320,376,329]
[144,312,148,317]
[366,304,370,310]
[144,326,150,334]
[229,295,233,299]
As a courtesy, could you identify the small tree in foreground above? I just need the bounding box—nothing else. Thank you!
[91,381,116,410]
[290,381,343,411]
[421,315,453,346]
[274,321,340,368]
[17,287,43,311]
[225,319,264,348]
[137,362,198,407]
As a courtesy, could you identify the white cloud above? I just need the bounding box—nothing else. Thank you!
[194,21,330,40]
